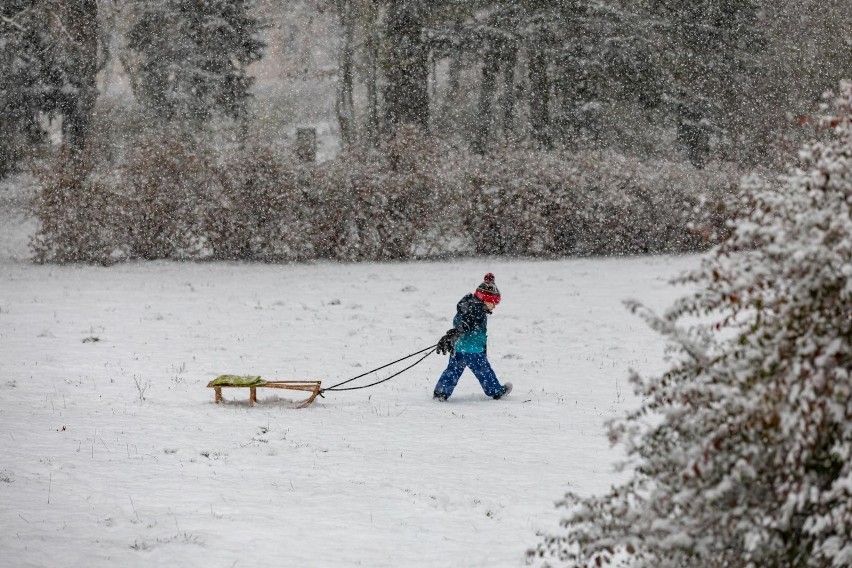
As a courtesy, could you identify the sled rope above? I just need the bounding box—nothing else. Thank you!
[319,344,438,395]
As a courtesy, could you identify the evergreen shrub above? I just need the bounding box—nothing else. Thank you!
[529,81,852,568]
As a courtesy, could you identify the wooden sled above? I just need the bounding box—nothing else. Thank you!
[207,375,322,408]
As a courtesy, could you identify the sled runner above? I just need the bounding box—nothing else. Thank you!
[207,375,322,408]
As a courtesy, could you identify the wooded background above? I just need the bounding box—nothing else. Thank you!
[3,1,850,262]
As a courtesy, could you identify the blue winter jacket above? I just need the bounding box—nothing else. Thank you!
[452,294,490,353]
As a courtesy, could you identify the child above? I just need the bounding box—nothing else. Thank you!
[433,273,512,401]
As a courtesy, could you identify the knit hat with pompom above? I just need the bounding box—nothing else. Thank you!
[473,273,501,305]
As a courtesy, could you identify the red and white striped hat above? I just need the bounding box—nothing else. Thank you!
[473,273,501,305]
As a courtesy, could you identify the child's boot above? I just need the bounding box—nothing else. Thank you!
[493,382,512,400]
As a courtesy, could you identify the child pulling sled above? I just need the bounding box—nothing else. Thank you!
[433,273,512,401]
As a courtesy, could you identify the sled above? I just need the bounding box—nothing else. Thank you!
[207,375,322,408]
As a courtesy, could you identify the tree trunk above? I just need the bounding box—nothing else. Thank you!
[439,21,463,133]
[383,0,428,132]
[446,50,462,108]
[365,0,380,147]
[473,52,500,154]
[296,128,317,163]
[501,48,517,140]
[336,0,356,148]
[58,0,99,154]
[528,45,552,150]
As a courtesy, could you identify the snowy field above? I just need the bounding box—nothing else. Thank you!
[0,185,700,567]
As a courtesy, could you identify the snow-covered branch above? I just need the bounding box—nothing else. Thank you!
[531,81,852,568]
[1,14,26,32]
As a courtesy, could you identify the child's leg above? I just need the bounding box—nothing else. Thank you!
[434,353,467,398]
[464,353,503,397]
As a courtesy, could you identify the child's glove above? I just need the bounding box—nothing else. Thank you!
[436,328,460,355]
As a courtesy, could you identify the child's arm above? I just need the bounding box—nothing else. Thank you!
[454,297,485,333]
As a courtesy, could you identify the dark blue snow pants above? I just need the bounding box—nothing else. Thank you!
[434,352,502,398]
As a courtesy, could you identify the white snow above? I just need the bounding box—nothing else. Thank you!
[0,207,699,566]
[0,173,37,262]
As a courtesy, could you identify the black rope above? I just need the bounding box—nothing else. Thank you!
[320,344,438,394]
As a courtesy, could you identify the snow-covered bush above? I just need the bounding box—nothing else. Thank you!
[31,149,122,264]
[30,126,742,263]
[308,127,453,261]
[529,83,852,567]
[462,150,740,256]
[122,133,222,260]
[205,143,313,261]
[305,133,740,261]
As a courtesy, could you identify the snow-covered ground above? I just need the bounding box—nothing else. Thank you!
[0,191,699,567]
[0,174,37,263]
